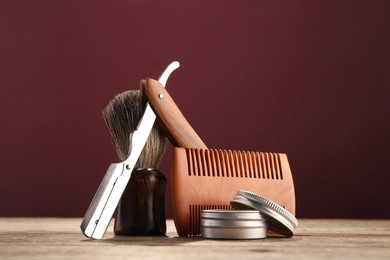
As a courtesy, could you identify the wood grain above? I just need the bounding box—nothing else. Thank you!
[145,78,207,149]
[0,218,389,259]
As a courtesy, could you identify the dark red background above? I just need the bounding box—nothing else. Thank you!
[1,0,389,219]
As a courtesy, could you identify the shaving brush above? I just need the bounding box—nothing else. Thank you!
[102,80,167,235]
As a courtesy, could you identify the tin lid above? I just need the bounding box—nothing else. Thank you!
[200,210,267,239]
[230,190,298,237]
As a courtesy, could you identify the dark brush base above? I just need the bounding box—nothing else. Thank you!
[114,168,166,236]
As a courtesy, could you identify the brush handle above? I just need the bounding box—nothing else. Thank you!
[145,78,207,149]
[114,168,166,236]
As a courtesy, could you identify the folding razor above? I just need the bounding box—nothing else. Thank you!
[80,61,180,239]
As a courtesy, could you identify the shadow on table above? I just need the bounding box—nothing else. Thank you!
[80,233,303,246]
[80,234,204,246]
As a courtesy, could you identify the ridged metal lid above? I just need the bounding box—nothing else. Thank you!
[200,210,267,239]
[230,190,298,237]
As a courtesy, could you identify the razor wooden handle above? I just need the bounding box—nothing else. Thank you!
[144,78,207,149]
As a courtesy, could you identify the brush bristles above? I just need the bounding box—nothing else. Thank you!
[102,87,167,168]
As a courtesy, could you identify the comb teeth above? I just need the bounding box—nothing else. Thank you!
[189,204,232,236]
[185,149,283,179]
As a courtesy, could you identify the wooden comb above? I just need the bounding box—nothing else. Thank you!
[145,79,296,236]
[171,147,295,236]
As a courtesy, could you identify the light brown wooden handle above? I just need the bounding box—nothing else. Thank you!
[145,78,207,149]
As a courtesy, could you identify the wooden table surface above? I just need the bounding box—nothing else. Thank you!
[0,218,389,259]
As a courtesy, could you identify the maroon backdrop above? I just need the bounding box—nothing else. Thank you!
[1,0,389,219]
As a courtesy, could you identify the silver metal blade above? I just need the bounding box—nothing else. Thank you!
[123,61,181,178]
[158,61,180,86]
[80,61,180,239]
[80,162,125,239]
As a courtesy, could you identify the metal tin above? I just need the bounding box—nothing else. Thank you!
[230,190,298,237]
[200,210,267,240]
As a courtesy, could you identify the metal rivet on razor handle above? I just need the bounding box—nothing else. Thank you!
[158,93,164,99]
[126,164,131,170]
